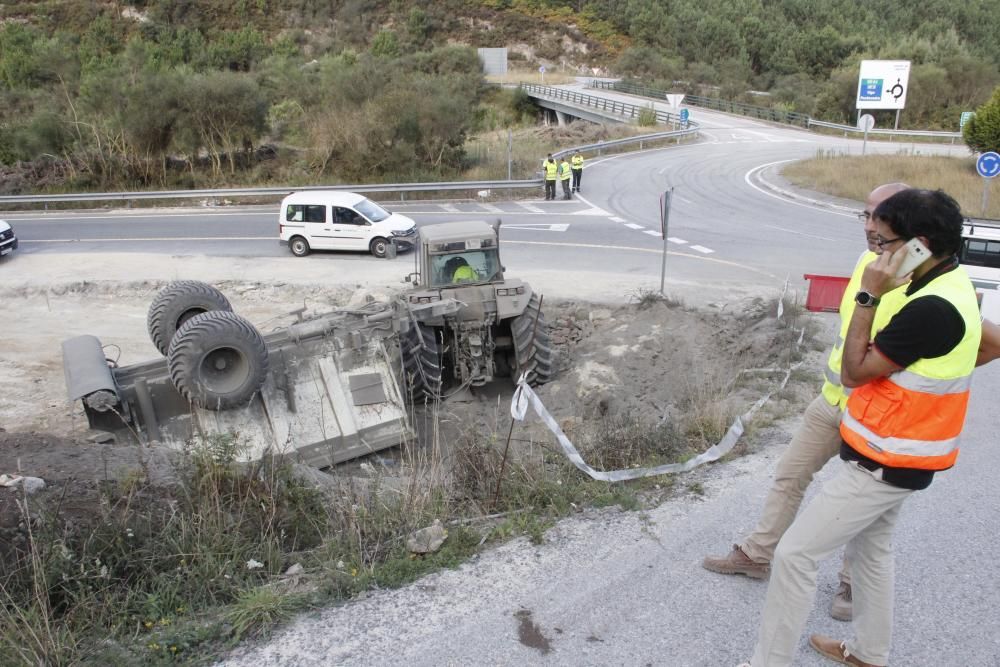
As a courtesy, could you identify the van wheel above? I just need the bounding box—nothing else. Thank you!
[289,236,310,257]
[369,237,389,258]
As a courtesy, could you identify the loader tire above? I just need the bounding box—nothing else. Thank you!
[148,281,233,356]
[510,294,555,386]
[400,322,442,400]
[167,311,268,410]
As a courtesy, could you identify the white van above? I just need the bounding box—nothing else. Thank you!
[278,191,417,258]
[960,218,1000,289]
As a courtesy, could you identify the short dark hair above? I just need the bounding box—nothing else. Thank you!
[872,188,964,256]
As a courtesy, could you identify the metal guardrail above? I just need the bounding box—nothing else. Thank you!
[806,118,961,141]
[592,80,810,128]
[592,80,962,141]
[0,179,545,206]
[0,127,699,207]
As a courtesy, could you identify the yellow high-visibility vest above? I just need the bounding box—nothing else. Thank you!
[821,251,906,409]
[559,161,571,180]
[571,155,584,168]
[544,161,558,180]
[840,266,981,471]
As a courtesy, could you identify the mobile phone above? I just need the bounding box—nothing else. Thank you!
[894,238,931,278]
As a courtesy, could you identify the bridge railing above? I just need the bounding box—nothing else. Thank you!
[519,83,688,126]
[591,80,962,141]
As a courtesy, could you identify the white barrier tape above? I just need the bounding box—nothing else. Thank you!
[510,324,807,482]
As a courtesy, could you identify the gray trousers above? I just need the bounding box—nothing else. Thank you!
[742,395,851,585]
[750,461,911,666]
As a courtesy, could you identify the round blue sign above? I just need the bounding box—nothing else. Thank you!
[977,151,1000,179]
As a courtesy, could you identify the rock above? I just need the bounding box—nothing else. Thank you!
[21,477,46,494]
[284,563,304,577]
[406,519,448,554]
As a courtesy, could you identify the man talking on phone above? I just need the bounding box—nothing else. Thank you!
[704,182,909,621]
[743,188,982,667]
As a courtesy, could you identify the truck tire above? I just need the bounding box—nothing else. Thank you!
[289,236,310,257]
[400,322,442,400]
[369,237,389,258]
[167,311,268,410]
[147,281,233,356]
[510,294,555,386]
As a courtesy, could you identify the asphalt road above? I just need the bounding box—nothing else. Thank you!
[3,101,966,295]
[218,362,1000,667]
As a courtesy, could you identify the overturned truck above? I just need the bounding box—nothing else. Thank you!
[63,282,413,466]
[62,221,556,466]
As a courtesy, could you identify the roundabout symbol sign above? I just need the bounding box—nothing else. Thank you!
[976,152,1000,179]
[976,151,1000,216]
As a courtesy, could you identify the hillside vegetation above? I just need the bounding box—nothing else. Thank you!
[0,1,997,192]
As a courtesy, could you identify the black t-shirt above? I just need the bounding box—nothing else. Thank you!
[840,257,966,490]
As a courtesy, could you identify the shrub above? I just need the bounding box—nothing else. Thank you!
[964,86,1000,154]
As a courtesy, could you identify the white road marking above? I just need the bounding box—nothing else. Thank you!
[440,204,459,212]
[503,223,569,232]
[624,223,644,230]
[643,230,661,237]
[667,237,688,244]
[572,207,610,216]
[690,245,714,254]
[478,203,503,213]
[610,216,625,222]
[518,203,545,214]
[24,237,272,242]
[503,240,777,278]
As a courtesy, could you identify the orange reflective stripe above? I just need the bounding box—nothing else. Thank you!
[840,424,959,470]
[846,379,968,441]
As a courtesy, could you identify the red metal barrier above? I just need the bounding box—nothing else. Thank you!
[803,274,850,313]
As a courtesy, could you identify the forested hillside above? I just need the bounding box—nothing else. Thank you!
[0,0,997,192]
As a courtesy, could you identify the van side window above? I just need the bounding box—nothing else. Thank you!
[962,238,1000,268]
[334,207,365,225]
[286,204,326,223]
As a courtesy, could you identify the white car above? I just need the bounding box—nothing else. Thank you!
[0,220,17,258]
[278,191,417,258]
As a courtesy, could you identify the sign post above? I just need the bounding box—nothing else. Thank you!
[976,152,1000,216]
[538,65,545,86]
[858,114,875,155]
[659,188,673,295]
[856,60,910,133]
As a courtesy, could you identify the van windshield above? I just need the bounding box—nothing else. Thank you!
[355,198,390,222]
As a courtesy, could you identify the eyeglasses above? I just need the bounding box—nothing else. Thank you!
[875,236,904,249]
[856,211,872,223]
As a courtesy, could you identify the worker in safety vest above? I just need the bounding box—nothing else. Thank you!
[746,188,982,667]
[703,183,909,622]
[447,256,478,283]
[571,151,584,192]
[543,154,558,201]
[559,157,572,200]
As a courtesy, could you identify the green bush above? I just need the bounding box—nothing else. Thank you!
[964,86,1000,154]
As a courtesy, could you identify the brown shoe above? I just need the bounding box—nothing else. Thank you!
[830,581,853,621]
[701,544,769,579]
[809,635,885,666]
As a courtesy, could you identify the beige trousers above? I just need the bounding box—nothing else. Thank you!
[742,394,851,584]
[750,461,912,666]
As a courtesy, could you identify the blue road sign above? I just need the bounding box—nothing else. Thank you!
[680,108,689,122]
[977,152,1000,179]
[859,78,883,101]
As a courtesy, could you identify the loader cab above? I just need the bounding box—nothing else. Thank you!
[415,222,504,289]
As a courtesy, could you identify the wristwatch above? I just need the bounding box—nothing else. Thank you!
[854,290,880,308]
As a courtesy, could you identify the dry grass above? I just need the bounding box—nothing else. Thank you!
[782,154,1000,218]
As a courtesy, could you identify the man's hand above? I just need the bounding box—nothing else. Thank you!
[861,246,911,296]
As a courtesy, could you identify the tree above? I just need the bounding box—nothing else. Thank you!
[964,86,1000,154]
